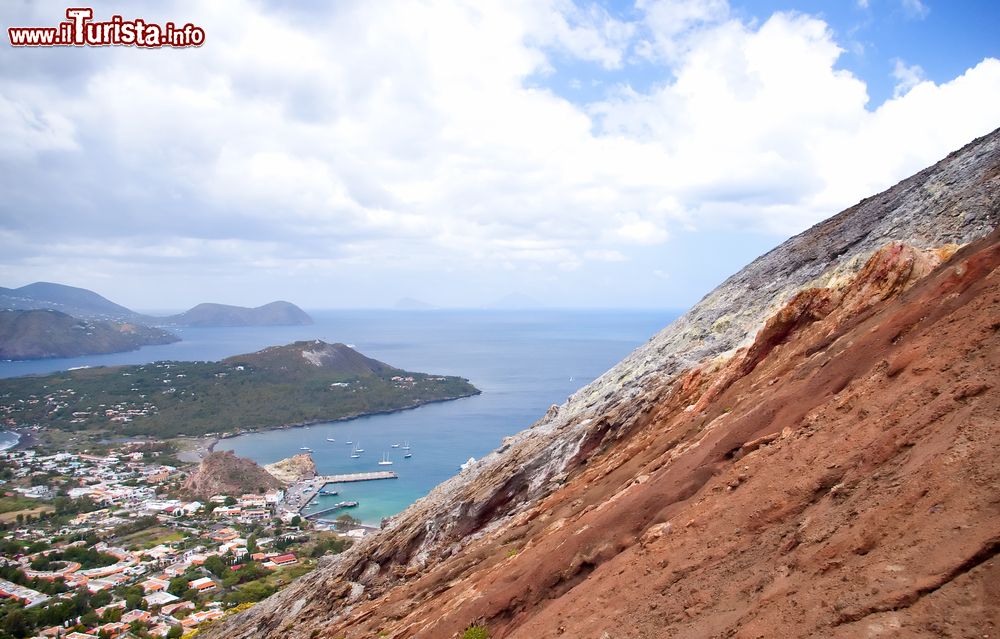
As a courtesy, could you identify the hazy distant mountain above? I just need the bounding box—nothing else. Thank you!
[1,282,313,327]
[0,282,141,321]
[162,301,313,327]
[488,292,545,309]
[0,309,179,360]
[393,297,437,310]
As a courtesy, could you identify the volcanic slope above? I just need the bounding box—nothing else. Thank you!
[202,131,1000,638]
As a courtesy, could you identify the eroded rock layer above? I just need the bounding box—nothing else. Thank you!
[182,450,282,500]
[264,453,318,485]
[204,130,1000,638]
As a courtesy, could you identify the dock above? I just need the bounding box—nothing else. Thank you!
[304,502,358,521]
[288,472,398,513]
[317,471,398,483]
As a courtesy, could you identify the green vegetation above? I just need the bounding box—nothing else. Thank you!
[332,513,360,531]
[308,534,350,558]
[0,349,479,438]
[0,497,38,515]
[30,546,119,571]
[113,520,186,550]
[0,564,67,596]
[463,625,490,639]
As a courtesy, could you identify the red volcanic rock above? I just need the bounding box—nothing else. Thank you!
[202,131,1000,639]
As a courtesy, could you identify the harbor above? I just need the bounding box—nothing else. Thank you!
[284,471,398,514]
[303,501,359,521]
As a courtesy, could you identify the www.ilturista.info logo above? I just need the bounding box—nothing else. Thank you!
[8,7,205,48]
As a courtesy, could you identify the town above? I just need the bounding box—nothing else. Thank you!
[0,443,363,639]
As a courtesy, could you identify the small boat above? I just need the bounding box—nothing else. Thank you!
[391,443,400,448]
[355,442,365,453]
[318,489,339,496]
[402,441,410,450]
[350,444,360,459]
[299,446,312,452]
[346,439,353,444]
[378,452,393,466]
[403,452,412,459]
[326,437,336,442]
[460,457,476,471]
[335,500,358,508]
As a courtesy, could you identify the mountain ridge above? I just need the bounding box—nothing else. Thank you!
[0,282,313,327]
[161,300,313,327]
[0,309,179,360]
[200,128,1000,638]
[0,282,139,321]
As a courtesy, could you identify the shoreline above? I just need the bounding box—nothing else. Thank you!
[214,389,482,441]
[9,429,36,451]
[0,430,21,451]
[182,390,481,461]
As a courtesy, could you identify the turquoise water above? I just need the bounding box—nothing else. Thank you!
[0,309,679,524]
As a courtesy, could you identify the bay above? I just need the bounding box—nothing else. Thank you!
[0,309,679,524]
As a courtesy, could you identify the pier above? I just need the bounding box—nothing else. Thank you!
[286,471,398,513]
[303,502,358,521]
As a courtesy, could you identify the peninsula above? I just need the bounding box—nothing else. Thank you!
[0,309,179,360]
[0,340,479,441]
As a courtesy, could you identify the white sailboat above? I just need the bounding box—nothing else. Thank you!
[378,452,394,466]
[402,441,410,450]
[355,441,365,453]
[350,444,360,459]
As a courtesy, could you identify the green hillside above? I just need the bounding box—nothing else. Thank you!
[0,341,479,437]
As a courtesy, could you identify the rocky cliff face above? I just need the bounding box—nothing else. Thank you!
[182,450,282,499]
[203,129,1000,639]
[264,453,318,485]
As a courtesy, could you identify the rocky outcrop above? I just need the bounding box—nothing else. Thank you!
[222,340,398,380]
[203,130,1000,638]
[264,454,317,485]
[181,451,282,499]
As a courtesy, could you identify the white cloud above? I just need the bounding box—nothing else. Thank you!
[891,58,927,97]
[1,0,999,307]
[584,249,628,262]
[635,0,730,61]
[612,214,671,245]
[901,0,930,20]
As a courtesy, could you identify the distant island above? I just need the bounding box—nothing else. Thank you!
[160,301,313,327]
[0,281,313,327]
[0,309,179,360]
[0,340,479,439]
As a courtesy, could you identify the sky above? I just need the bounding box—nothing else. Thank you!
[1,0,998,311]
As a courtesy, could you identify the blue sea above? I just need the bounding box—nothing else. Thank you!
[0,309,678,524]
